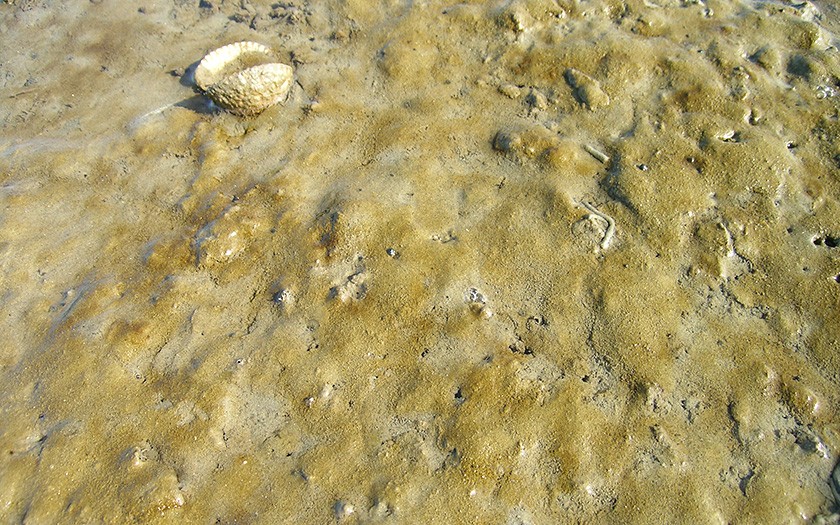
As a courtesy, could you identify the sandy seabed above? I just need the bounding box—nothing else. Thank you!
[1,0,840,523]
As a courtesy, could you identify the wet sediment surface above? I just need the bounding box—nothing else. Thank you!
[1,0,839,522]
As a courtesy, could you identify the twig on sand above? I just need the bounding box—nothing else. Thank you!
[126,102,179,131]
[8,88,37,99]
[583,144,610,164]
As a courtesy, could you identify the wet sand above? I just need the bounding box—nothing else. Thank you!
[1,0,839,522]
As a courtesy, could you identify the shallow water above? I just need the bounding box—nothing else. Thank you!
[1,0,839,523]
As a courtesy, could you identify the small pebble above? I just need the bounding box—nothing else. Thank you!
[334,501,354,519]
[272,289,295,310]
[565,68,610,110]
[466,287,493,318]
[525,88,548,110]
[498,83,521,99]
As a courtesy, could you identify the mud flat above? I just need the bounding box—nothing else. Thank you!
[1,0,839,523]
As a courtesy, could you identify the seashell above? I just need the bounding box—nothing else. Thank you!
[194,42,294,116]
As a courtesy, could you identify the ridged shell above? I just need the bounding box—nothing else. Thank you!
[194,42,294,116]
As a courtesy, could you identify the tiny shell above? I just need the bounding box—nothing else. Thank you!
[194,42,294,116]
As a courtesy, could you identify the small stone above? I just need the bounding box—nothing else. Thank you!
[572,213,609,252]
[750,46,781,74]
[492,124,559,161]
[498,83,521,99]
[332,271,367,302]
[125,441,158,467]
[493,130,522,153]
[525,88,547,110]
[564,68,610,110]
[272,288,294,307]
[466,287,493,318]
[781,380,824,422]
[334,500,355,519]
[644,383,671,414]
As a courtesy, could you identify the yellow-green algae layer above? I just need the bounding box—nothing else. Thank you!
[1,0,839,523]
